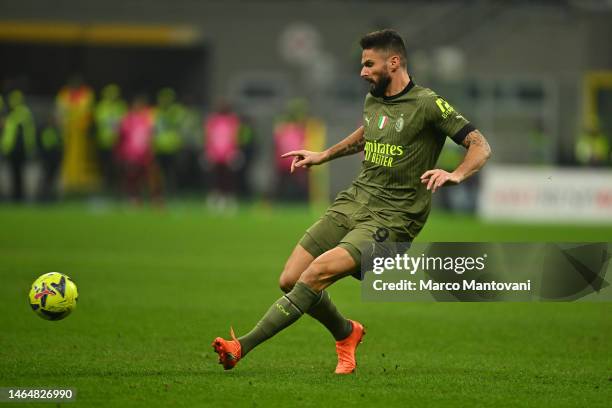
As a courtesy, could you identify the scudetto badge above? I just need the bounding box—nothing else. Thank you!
[377,115,388,130]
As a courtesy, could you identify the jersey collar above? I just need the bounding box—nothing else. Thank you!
[380,79,415,101]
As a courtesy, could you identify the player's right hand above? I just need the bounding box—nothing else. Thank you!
[281,150,326,173]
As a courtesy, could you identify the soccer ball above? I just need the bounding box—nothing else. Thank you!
[29,272,78,321]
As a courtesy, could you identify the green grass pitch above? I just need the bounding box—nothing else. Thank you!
[0,203,610,407]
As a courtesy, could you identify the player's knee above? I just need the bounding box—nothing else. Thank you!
[278,275,296,293]
[278,261,299,293]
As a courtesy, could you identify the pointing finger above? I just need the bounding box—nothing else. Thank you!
[281,150,305,158]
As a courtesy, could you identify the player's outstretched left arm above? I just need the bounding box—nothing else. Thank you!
[420,130,491,192]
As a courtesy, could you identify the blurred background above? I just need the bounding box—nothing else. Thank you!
[0,0,611,223]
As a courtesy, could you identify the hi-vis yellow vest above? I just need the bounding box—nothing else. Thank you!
[1,105,36,155]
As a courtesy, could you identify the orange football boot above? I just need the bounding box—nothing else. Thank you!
[334,320,365,374]
[212,327,242,370]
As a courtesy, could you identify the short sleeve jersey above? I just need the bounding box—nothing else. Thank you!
[349,80,475,235]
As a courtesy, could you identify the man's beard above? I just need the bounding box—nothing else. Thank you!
[368,72,391,97]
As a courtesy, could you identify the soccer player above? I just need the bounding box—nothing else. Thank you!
[213,29,491,374]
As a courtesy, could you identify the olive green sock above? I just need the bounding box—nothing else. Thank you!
[238,282,320,357]
[307,291,353,341]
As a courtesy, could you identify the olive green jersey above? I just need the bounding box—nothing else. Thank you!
[341,81,474,237]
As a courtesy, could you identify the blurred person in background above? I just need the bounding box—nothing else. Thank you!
[56,76,98,193]
[575,125,610,166]
[154,88,184,197]
[274,99,309,201]
[177,98,204,193]
[1,90,36,202]
[114,95,160,205]
[237,115,257,200]
[37,115,62,202]
[203,101,241,212]
[94,84,126,194]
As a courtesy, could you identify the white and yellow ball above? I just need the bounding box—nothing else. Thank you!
[29,272,78,321]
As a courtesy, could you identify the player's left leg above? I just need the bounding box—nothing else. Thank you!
[279,244,354,344]
[298,247,366,374]
[297,247,356,291]
[212,247,359,371]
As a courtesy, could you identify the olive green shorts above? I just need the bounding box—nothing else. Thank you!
[299,195,415,273]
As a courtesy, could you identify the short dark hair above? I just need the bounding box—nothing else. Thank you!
[359,29,407,67]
